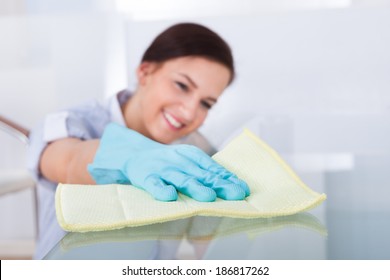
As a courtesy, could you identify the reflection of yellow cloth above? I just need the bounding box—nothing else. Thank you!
[55,129,326,232]
[60,213,327,251]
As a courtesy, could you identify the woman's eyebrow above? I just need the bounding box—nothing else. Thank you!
[177,73,198,89]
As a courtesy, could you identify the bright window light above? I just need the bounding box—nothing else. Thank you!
[115,0,352,20]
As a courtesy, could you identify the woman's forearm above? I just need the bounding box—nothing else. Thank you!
[40,138,100,184]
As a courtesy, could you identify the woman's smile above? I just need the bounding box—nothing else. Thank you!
[162,110,184,130]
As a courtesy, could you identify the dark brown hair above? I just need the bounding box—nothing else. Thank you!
[141,23,235,84]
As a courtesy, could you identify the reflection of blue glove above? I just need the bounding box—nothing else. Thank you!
[88,123,250,202]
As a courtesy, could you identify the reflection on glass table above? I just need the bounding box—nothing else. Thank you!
[44,212,327,260]
[44,154,390,260]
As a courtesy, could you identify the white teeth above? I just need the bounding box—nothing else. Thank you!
[164,112,183,128]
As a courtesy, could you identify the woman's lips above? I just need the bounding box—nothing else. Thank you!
[163,111,184,130]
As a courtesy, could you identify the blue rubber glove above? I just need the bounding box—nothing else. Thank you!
[88,123,250,202]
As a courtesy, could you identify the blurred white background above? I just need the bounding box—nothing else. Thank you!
[0,0,389,259]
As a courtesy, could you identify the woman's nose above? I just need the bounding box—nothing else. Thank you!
[180,97,199,122]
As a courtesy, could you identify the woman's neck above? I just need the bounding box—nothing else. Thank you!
[121,93,142,132]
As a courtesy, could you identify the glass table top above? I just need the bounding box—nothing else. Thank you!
[43,209,390,260]
[43,154,390,260]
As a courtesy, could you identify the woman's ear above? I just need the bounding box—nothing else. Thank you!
[136,62,157,85]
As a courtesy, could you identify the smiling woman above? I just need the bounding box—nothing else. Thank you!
[27,22,249,259]
[127,23,234,143]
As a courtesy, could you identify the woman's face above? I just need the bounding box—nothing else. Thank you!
[130,56,231,144]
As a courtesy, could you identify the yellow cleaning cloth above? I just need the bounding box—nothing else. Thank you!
[55,129,326,232]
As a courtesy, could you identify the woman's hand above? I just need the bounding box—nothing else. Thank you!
[88,123,250,202]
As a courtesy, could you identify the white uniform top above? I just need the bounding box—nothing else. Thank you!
[27,89,216,259]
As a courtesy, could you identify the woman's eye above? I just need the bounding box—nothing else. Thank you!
[201,100,212,110]
[175,81,189,92]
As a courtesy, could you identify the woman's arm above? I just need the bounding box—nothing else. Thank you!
[40,138,100,184]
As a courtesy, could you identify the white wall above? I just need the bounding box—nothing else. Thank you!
[0,14,127,128]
